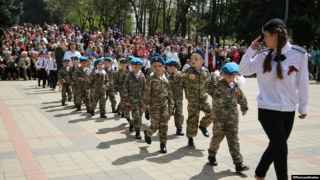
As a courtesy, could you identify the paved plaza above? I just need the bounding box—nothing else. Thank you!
[0,79,319,180]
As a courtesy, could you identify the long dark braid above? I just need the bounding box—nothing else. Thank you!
[262,19,288,79]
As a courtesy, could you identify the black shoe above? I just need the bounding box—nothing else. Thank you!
[144,130,152,144]
[100,115,107,118]
[121,113,124,118]
[208,155,218,166]
[62,101,65,106]
[188,137,195,148]
[89,111,95,116]
[145,111,150,120]
[129,124,134,132]
[235,163,249,173]
[135,130,142,139]
[199,126,209,137]
[160,143,167,153]
[112,107,117,113]
[176,128,184,136]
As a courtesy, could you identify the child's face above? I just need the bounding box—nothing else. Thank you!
[97,63,104,70]
[191,54,203,69]
[104,61,112,68]
[167,65,177,74]
[152,62,165,76]
[131,64,141,73]
[223,74,236,83]
[120,63,128,70]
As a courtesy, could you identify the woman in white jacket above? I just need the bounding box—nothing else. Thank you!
[240,18,309,180]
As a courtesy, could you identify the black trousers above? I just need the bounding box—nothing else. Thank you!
[48,70,58,89]
[255,109,295,180]
[38,69,47,88]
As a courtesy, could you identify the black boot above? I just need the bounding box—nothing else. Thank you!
[160,143,167,153]
[188,137,195,148]
[112,106,117,113]
[145,111,150,120]
[176,128,184,136]
[135,130,141,139]
[235,163,249,173]
[129,124,134,132]
[128,120,133,132]
[100,114,107,118]
[62,101,65,106]
[208,155,218,166]
[144,130,152,144]
[199,126,209,137]
[89,111,95,116]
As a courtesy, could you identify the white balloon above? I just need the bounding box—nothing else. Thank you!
[236,75,246,88]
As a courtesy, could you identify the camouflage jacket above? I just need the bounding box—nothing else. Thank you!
[105,68,115,92]
[113,69,129,93]
[167,71,184,101]
[58,67,72,84]
[182,67,210,102]
[210,79,248,117]
[144,73,174,109]
[123,71,146,105]
[72,67,90,89]
[89,70,109,92]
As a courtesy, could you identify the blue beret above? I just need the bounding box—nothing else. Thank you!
[151,55,165,65]
[165,58,178,66]
[103,56,113,62]
[221,62,240,75]
[79,56,88,62]
[119,58,128,64]
[130,57,143,65]
[94,59,103,67]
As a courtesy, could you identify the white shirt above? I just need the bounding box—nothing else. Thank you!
[240,42,309,114]
[35,57,49,69]
[46,59,57,71]
[63,50,81,60]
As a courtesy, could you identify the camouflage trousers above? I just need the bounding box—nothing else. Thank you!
[90,89,106,116]
[106,90,117,112]
[74,86,90,110]
[208,115,243,164]
[117,92,130,119]
[145,105,170,144]
[173,99,184,129]
[71,84,76,105]
[186,99,213,138]
[61,83,72,103]
[131,104,143,131]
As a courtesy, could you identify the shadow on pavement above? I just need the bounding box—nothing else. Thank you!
[112,146,160,165]
[147,145,204,164]
[96,130,136,149]
[96,123,127,134]
[190,164,246,180]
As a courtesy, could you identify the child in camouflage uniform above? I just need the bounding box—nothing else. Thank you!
[103,56,117,113]
[166,58,185,136]
[113,58,130,121]
[182,52,213,148]
[72,56,91,112]
[143,55,174,153]
[123,57,146,139]
[89,59,109,118]
[58,60,72,106]
[207,62,249,173]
